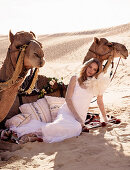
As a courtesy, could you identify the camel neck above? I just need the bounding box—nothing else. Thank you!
[0,50,14,81]
[0,49,28,82]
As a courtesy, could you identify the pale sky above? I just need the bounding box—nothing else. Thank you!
[0,0,130,35]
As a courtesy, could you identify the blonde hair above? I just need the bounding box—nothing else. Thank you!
[78,58,102,85]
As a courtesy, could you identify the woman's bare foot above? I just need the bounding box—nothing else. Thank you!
[19,133,42,144]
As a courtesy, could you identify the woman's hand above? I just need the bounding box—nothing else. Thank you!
[79,120,85,128]
[103,115,109,123]
[81,123,85,128]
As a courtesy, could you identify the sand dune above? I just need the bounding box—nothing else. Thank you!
[0,23,130,170]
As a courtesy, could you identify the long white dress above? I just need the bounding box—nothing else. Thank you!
[11,74,110,143]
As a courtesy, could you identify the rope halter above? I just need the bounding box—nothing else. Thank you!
[0,44,28,92]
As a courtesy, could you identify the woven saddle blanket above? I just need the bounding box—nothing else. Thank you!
[82,113,121,132]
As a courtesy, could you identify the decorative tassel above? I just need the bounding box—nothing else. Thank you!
[25,68,39,94]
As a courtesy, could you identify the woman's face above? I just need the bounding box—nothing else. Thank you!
[86,62,98,77]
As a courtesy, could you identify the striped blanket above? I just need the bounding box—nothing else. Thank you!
[82,113,121,132]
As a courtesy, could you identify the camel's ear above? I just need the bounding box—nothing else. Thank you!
[30,31,36,38]
[100,38,108,44]
[94,37,99,44]
[9,30,14,44]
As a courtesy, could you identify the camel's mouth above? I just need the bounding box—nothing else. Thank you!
[35,58,45,68]
[120,51,128,59]
[113,42,128,59]
[39,59,45,67]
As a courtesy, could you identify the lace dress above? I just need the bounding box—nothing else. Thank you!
[11,74,110,143]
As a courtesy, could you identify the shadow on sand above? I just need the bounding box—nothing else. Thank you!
[0,123,129,170]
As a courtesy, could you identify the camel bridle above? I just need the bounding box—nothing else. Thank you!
[8,44,29,71]
[89,42,114,62]
[88,43,121,79]
[0,42,39,94]
[89,48,113,58]
[89,43,121,103]
[8,39,43,70]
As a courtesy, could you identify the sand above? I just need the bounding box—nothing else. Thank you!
[0,23,130,170]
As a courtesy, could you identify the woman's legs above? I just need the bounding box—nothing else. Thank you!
[42,113,82,143]
[10,113,82,143]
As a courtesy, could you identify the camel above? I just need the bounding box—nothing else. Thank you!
[83,37,128,74]
[0,30,45,123]
[4,75,68,121]
[1,37,128,124]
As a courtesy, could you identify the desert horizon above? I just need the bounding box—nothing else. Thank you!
[0,23,130,170]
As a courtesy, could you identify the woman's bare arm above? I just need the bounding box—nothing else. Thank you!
[97,95,108,122]
[65,76,85,127]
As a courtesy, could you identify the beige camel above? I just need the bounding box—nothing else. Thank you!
[83,37,128,74]
[0,30,45,122]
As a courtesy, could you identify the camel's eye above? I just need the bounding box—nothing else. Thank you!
[16,45,21,49]
[34,52,40,58]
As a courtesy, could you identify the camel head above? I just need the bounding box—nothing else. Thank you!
[9,30,45,69]
[83,37,128,64]
[111,42,128,59]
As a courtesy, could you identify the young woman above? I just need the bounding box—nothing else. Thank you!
[10,58,109,143]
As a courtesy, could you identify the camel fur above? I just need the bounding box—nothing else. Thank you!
[83,37,128,74]
[0,30,45,122]
[5,75,68,120]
